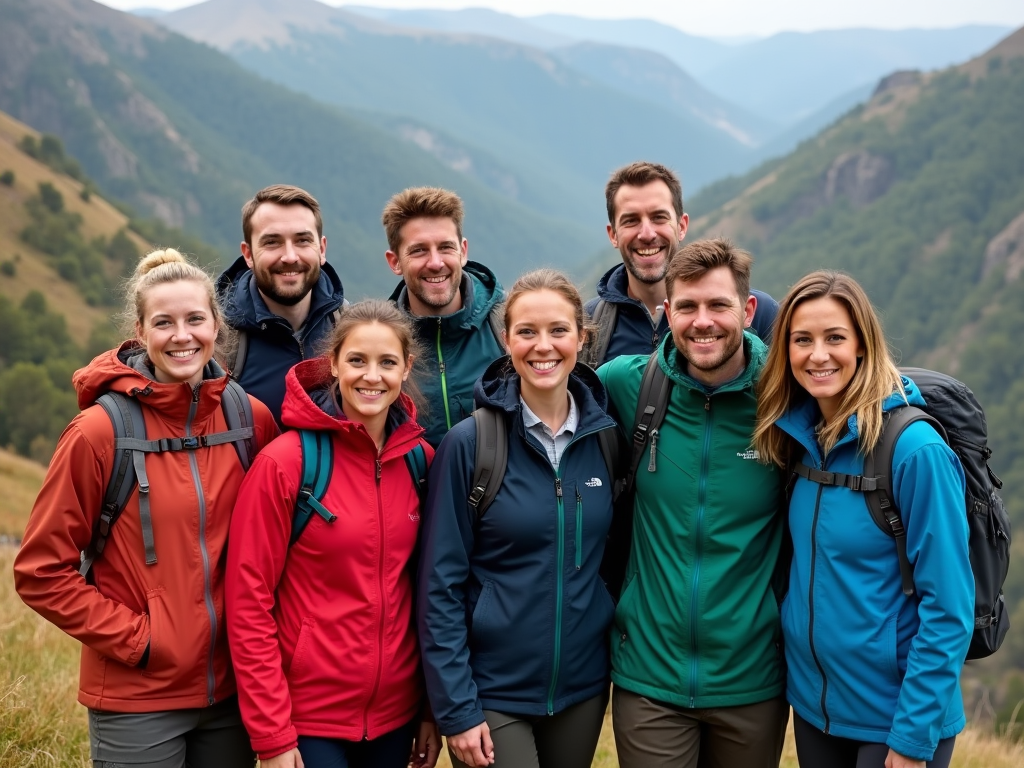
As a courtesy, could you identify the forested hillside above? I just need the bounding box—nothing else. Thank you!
[689,29,1024,677]
[0,0,600,296]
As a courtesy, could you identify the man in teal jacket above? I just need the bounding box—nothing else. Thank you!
[383,187,505,447]
[598,238,787,768]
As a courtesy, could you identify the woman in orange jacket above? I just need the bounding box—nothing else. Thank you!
[226,299,440,768]
[14,249,278,768]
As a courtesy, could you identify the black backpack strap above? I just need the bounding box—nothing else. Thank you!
[625,352,673,490]
[405,443,429,508]
[862,406,945,597]
[597,427,621,486]
[228,329,248,381]
[220,379,256,471]
[583,300,617,369]
[468,408,507,518]
[291,430,336,546]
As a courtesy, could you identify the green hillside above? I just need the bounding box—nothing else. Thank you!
[690,29,1024,673]
[0,0,601,297]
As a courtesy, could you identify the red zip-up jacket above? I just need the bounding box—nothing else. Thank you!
[13,343,278,712]
[226,359,433,759]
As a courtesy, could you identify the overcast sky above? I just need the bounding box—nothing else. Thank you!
[97,0,1024,38]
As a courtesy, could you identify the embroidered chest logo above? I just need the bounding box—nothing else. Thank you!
[409,514,420,522]
[736,449,760,461]
[585,477,603,487]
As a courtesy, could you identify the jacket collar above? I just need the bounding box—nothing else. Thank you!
[658,330,768,394]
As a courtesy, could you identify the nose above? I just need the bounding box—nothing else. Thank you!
[535,332,553,352]
[424,246,445,272]
[638,218,657,241]
[362,363,383,383]
[171,323,192,341]
[280,239,300,263]
[692,306,714,329]
[809,341,830,364]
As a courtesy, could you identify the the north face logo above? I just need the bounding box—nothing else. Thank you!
[585,478,603,488]
[736,449,760,461]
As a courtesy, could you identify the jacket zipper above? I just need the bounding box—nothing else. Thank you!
[548,475,566,715]
[689,394,712,707]
[575,488,583,570]
[808,475,831,732]
[436,320,452,430]
[364,457,387,738]
[186,384,218,706]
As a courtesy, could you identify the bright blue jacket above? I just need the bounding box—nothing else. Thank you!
[217,257,345,423]
[417,359,617,736]
[776,378,973,760]
[584,263,780,366]
[389,262,505,448]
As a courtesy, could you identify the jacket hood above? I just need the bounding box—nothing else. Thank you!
[216,256,345,333]
[280,358,423,443]
[473,355,613,434]
[73,341,233,417]
[658,330,768,393]
[389,261,503,333]
[594,263,633,305]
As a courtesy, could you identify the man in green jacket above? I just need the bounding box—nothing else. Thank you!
[597,238,787,768]
[383,187,505,447]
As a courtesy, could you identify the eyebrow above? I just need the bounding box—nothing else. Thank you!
[258,229,314,243]
[790,326,849,336]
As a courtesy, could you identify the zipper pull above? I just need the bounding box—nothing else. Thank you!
[554,478,562,498]
[375,459,382,481]
[647,429,659,472]
[705,396,711,411]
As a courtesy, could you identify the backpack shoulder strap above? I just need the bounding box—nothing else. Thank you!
[597,427,622,490]
[624,352,672,492]
[862,405,945,597]
[220,379,256,471]
[487,303,505,351]
[291,430,337,546]
[228,329,248,381]
[405,443,429,508]
[468,408,507,519]
[80,393,152,576]
[583,299,617,369]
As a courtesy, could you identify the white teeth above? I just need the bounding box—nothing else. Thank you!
[357,389,385,396]
[809,370,837,378]
[167,350,197,358]
[531,361,559,370]
[424,276,448,283]
[636,247,662,256]
[692,337,717,344]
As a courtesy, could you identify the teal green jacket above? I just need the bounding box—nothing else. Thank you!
[597,332,785,708]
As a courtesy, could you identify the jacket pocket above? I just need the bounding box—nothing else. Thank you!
[613,572,641,646]
[286,617,316,681]
[469,579,497,653]
[141,587,176,678]
[885,612,900,683]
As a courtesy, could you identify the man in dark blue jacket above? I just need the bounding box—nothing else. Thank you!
[584,162,778,367]
[217,184,344,423]
[383,187,505,448]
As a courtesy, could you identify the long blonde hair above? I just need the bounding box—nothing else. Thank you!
[754,271,904,466]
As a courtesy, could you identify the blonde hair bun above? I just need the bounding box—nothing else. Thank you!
[134,248,188,279]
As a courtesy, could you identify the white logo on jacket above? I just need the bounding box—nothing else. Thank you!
[585,478,603,487]
[736,449,760,460]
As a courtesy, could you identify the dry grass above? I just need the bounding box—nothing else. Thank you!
[0,449,47,539]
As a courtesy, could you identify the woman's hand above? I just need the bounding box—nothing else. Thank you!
[410,719,442,768]
[447,722,494,767]
[262,748,304,768]
[884,748,925,768]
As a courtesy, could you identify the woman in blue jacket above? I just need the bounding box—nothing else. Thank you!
[753,271,973,768]
[417,269,618,768]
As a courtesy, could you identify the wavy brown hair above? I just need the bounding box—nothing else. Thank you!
[754,270,905,466]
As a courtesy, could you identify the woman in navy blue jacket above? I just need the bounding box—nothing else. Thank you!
[417,269,618,768]
[754,271,973,768]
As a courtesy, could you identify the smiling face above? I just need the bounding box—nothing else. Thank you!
[607,180,689,287]
[136,280,218,388]
[331,321,412,438]
[666,265,755,388]
[241,201,326,310]
[504,289,583,405]
[385,216,468,317]
[788,296,864,424]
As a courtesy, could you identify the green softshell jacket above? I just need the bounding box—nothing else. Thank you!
[597,332,785,708]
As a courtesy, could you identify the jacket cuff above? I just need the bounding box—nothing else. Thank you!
[253,726,299,761]
[440,710,486,738]
[886,732,934,762]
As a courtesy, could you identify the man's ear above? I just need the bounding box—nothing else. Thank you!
[606,223,618,248]
[743,293,757,328]
[240,241,255,269]
[460,238,469,267]
[319,236,327,266]
[384,250,403,277]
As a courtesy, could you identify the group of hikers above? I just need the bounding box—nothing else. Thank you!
[12,161,975,768]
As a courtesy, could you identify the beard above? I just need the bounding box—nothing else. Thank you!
[621,243,671,285]
[253,262,321,307]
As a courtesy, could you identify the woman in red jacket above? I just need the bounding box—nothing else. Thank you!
[14,249,279,767]
[226,299,441,768]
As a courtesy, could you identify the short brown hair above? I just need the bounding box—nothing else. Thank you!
[605,161,684,225]
[241,185,323,247]
[665,238,752,304]
[381,187,464,253]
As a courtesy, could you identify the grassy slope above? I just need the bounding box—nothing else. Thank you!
[1,451,1021,765]
[0,112,149,346]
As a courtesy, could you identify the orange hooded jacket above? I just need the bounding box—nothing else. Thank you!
[13,342,278,712]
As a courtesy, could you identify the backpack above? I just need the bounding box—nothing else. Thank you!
[466,406,621,518]
[225,307,344,381]
[289,429,429,546]
[79,381,256,577]
[581,299,617,370]
[793,367,1011,660]
[598,352,672,598]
